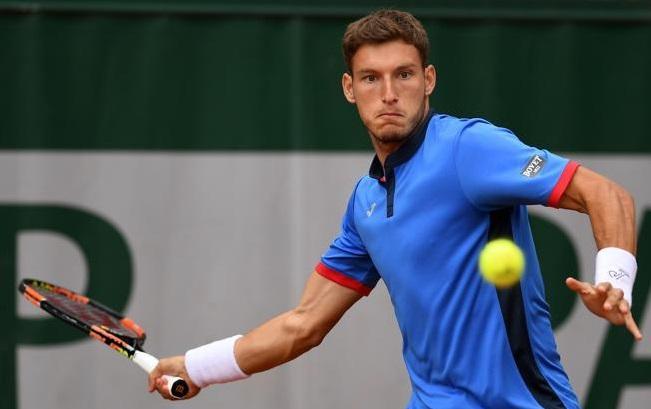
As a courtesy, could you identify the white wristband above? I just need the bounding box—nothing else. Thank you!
[185,335,250,388]
[595,247,637,306]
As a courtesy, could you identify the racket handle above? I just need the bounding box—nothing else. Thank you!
[133,350,190,399]
[162,375,190,399]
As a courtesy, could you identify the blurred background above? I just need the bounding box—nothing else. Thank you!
[1,1,650,408]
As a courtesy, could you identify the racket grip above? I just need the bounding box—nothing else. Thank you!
[133,350,189,399]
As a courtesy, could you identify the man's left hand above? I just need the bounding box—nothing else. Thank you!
[566,277,643,341]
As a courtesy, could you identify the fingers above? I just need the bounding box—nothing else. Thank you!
[155,377,173,400]
[569,278,626,312]
[565,277,594,296]
[147,365,161,393]
[596,282,628,314]
[601,286,624,312]
[568,278,642,342]
[147,362,174,400]
[625,313,643,341]
[595,281,611,294]
[146,356,199,400]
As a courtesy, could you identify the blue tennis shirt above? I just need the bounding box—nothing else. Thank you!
[316,111,581,409]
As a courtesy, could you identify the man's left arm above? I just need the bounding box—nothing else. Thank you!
[557,165,643,341]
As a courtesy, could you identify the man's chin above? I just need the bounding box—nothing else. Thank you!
[372,131,410,144]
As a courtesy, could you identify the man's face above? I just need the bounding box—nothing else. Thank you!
[342,40,436,145]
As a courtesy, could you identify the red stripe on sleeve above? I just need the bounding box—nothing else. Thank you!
[547,161,580,208]
[315,262,372,296]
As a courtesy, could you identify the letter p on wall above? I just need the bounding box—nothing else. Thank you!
[0,204,133,409]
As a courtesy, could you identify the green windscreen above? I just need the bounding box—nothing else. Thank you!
[1,0,650,151]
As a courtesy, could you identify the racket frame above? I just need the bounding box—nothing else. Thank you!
[18,278,189,398]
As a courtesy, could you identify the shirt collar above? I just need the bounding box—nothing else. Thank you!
[368,109,435,180]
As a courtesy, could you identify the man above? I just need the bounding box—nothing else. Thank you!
[148,9,642,408]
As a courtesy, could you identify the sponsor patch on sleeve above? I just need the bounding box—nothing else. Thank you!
[521,154,546,177]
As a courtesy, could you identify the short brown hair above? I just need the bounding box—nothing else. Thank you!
[342,9,430,72]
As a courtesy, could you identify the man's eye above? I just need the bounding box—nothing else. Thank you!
[399,71,413,79]
[363,75,376,83]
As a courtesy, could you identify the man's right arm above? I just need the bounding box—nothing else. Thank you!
[148,271,363,399]
[235,271,363,373]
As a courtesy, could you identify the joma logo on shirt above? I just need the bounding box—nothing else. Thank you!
[366,202,377,217]
[522,155,545,177]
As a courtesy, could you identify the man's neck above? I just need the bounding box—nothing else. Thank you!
[371,139,406,167]
[371,104,430,167]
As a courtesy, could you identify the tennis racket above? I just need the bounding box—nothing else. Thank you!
[18,278,189,399]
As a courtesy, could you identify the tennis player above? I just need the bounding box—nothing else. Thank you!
[149,9,642,408]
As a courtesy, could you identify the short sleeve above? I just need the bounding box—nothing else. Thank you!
[317,185,380,296]
[455,120,580,211]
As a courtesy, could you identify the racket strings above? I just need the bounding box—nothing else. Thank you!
[39,287,141,340]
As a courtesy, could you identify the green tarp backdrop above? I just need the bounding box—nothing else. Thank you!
[1,0,651,151]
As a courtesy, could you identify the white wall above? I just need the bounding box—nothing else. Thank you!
[2,152,649,409]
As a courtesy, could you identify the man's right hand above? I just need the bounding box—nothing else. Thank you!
[147,355,202,400]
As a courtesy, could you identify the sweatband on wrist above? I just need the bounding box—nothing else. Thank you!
[595,247,637,306]
[185,335,250,388]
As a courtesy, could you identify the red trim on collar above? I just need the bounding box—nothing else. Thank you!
[315,262,372,296]
[547,161,580,208]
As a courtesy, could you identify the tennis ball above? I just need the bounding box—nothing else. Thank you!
[478,238,525,288]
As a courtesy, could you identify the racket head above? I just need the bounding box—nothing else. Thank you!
[18,278,146,356]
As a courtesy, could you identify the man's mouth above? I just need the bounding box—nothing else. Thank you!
[378,112,404,118]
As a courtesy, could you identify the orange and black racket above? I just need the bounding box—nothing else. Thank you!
[18,278,189,399]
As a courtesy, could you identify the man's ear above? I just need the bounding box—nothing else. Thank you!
[342,73,356,103]
[424,65,436,96]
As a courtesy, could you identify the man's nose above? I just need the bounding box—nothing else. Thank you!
[381,79,398,103]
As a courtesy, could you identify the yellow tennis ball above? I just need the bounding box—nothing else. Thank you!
[479,239,525,288]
